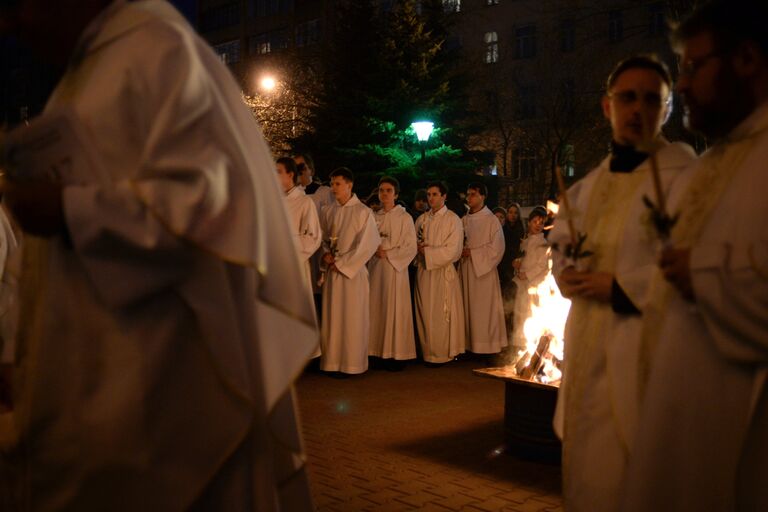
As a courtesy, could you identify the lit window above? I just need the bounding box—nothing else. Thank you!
[443,0,460,13]
[213,39,241,64]
[484,31,498,64]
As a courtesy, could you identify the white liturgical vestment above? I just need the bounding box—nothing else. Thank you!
[414,206,466,363]
[0,1,318,510]
[459,206,507,354]
[284,186,322,293]
[368,205,418,360]
[549,141,695,512]
[622,104,768,512]
[319,194,380,374]
[511,232,550,350]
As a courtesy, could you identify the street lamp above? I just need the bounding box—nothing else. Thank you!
[259,75,277,93]
[411,120,434,167]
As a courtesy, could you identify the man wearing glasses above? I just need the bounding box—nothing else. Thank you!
[623,1,768,510]
[550,55,695,512]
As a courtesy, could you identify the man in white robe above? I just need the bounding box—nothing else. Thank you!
[276,157,322,295]
[622,3,768,510]
[368,176,418,365]
[319,167,380,374]
[550,55,695,512]
[414,182,466,364]
[0,1,318,510]
[459,183,507,355]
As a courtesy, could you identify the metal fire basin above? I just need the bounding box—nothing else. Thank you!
[473,367,561,463]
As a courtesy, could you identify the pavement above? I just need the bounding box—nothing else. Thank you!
[296,358,563,511]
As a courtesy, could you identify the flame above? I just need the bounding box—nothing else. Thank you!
[513,256,571,385]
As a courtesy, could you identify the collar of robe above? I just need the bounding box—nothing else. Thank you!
[609,140,648,173]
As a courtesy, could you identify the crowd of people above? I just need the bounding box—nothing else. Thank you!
[277,153,548,376]
[0,0,765,510]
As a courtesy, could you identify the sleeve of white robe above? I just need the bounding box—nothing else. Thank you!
[550,180,585,278]
[425,214,463,270]
[62,24,249,309]
[296,199,322,262]
[470,218,505,277]
[526,241,551,284]
[688,239,768,363]
[386,212,417,273]
[334,210,380,279]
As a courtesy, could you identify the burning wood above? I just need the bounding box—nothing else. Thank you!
[516,334,553,380]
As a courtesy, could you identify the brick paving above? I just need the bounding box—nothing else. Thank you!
[296,358,563,511]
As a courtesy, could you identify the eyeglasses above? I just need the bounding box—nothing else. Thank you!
[607,90,670,108]
[679,51,719,78]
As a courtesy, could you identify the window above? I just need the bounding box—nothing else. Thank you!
[296,19,321,47]
[560,19,575,52]
[213,40,241,64]
[514,25,536,59]
[608,10,623,42]
[443,0,460,13]
[514,149,537,179]
[250,33,270,54]
[200,2,239,32]
[484,32,499,64]
[517,85,537,119]
[560,145,575,177]
[648,3,665,36]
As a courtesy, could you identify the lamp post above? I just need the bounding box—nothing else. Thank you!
[411,120,434,169]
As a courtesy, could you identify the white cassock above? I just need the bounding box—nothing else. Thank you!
[284,186,322,295]
[0,1,318,510]
[459,206,507,354]
[368,205,418,360]
[319,194,380,374]
[622,104,768,512]
[511,232,550,349]
[548,141,695,512]
[304,184,334,294]
[414,206,466,363]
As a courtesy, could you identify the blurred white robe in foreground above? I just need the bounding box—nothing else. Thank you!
[319,195,380,374]
[459,206,507,354]
[622,104,768,512]
[0,1,318,510]
[414,206,466,363]
[549,141,695,512]
[368,205,417,360]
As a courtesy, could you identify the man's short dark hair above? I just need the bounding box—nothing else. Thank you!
[295,153,315,174]
[378,176,400,195]
[330,167,354,183]
[605,54,672,92]
[529,206,548,221]
[277,156,298,185]
[671,0,768,56]
[426,181,448,196]
[467,182,488,197]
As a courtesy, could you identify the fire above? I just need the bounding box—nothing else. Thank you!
[511,257,571,386]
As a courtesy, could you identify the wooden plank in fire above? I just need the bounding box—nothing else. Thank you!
[519,334,553,381]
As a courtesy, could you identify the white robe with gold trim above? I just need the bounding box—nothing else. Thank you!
[549,141,695,512]
[622,105,768,512]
